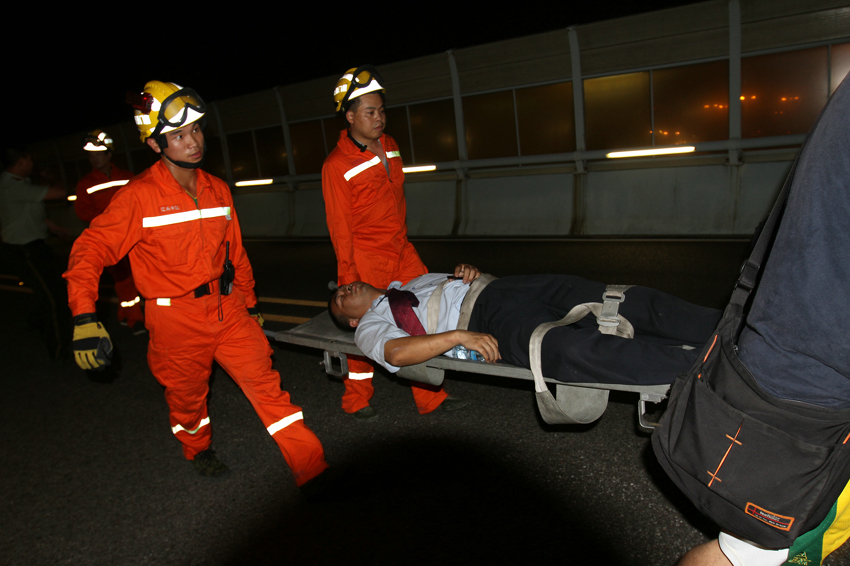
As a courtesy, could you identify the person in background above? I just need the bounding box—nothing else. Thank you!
[74,129,144,334]
[0,147,71,359]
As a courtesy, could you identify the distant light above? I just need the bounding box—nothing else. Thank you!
[740,95,745,100]
[87,180,129,194]
[67,195,77,201]
[606,146,696,159]
[235,179,274,187]
[402,165,437,173]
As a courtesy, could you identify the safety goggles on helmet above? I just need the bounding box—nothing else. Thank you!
[151,87,207,137]
[83,130,114,152]
[127,83,207,142]
[334,65,385,113]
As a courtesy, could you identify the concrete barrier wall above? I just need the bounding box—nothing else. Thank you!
[405,180,457,236]
[51,158,789,239]
[232,191,290,238]
[225,158,790,238]
[460,173,576,236]
[291,188,329,237]
[585,165,738,235]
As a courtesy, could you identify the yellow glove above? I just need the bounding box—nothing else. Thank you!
[247,307,264,327]
[72,313,113,370]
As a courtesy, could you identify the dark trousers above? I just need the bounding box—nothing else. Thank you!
[468,275,721,385]
[2,240,71,359]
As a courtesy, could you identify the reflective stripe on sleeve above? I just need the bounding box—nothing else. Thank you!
[344,156,381,180]
[348,372,373,381]
[156,298,171,306]
[142,206,231,228]
[386,151,400,158]
[267,412,303,436]
[172,417,210,435]
[120,296,141,308]
[87,180,129,194]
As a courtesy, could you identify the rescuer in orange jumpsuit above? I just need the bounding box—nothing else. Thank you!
[322,65,466,420]
[64,81,328,484]
[74,130,144,332]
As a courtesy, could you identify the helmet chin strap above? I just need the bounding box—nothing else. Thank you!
[161,142,207,170]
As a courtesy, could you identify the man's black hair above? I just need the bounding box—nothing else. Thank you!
[3,146,29,170]
[328,291,356,333]
[343,91,386,115]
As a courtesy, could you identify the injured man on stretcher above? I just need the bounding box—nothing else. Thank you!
[329,264,722,386]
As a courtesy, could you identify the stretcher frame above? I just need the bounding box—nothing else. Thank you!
[268,311,670,431]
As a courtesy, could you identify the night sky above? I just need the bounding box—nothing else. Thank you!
[5,2,703,148]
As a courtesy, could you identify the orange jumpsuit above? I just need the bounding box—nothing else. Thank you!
[75,164,143,328]
[322,130,447,414]
[64,160,327,486]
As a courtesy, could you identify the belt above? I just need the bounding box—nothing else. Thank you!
[194,281,216,298]
[153,281,217,306]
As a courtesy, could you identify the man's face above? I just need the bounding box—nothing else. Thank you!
[331,281,377,327]
[88,151,112,172]
[159,121,204,164]
[346,93,386,142]
[17,154,34,177]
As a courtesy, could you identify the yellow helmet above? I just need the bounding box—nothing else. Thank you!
[83,129,114,152]
[333,65,385,113]
[127,81,207,143]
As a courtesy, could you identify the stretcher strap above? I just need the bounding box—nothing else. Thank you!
[457,274,497,331]
[426,280,451,335]
[529,286,634,425]
[425,274,497,334]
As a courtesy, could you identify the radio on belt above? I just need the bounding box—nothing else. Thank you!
[220,241,234,295]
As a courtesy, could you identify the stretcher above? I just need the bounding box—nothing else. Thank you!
[267,311,671,432]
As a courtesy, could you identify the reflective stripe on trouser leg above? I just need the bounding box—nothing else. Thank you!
[214,298,327,486]
[267,412,303,435]
[173,416,210,435]
[146,296,218,460]
[342,355,375,413]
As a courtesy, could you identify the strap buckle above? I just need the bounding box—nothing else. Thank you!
[194,282,211,298]
[597,285,632,332]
